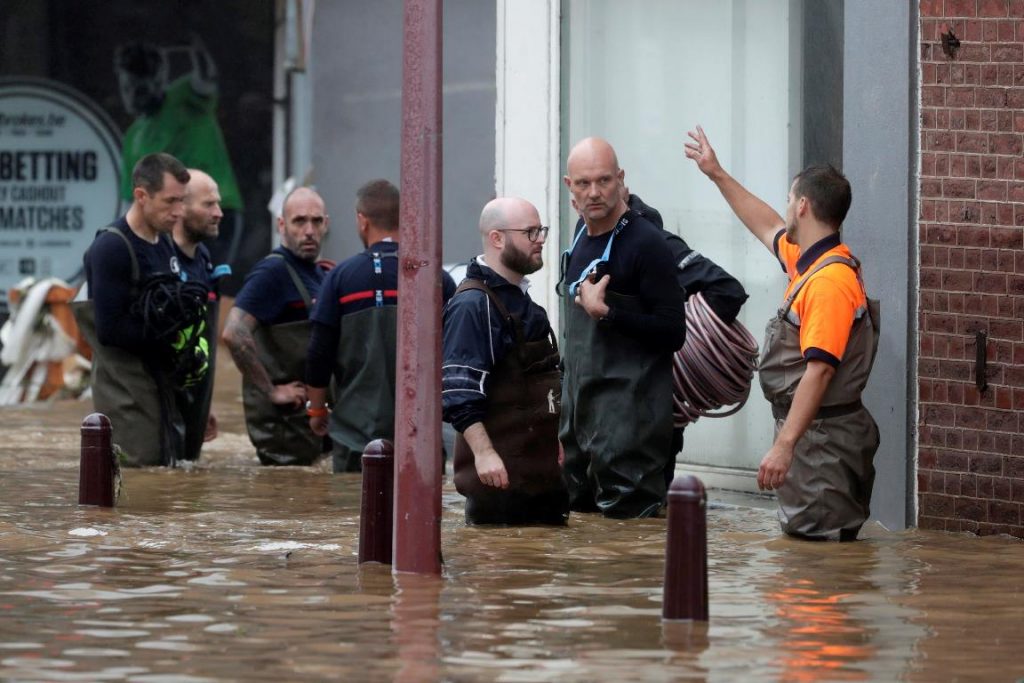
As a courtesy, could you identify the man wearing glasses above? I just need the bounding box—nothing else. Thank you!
[442,197,569,525]
[560,137,686,518]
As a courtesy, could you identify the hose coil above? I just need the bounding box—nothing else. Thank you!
[672,292,760,428]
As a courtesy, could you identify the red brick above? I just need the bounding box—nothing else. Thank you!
[922,178,943,197]
[961,44,993,61]
[999,19,1017,40]
[1013,479,1024,503]
[977,179,1007,198]
[1012,0,1024,17]
[994,476,1013,500]
[942,270,975,291]
[972,473,987,496]
[937,154,952,176]
[950,86,978,107]
[981,62,1000,84]
[943,178,977,198]
[990,318,1024,340]
[975,271,1007,292]
[925,130,955,151]
[919,447,939,469]
[985,20,1001,41]
[980,0,1009,18]
[992,132,1024,153]
[980,108,1000,130]
[989,501,1021,525]
[955,496,988,521]
[998,63,1016,84]
[957,131,989,152]
[921,0,944,17]
[993,43,1024,61]
[998,250,1015,270]
[983,201,1014,224]
[999,109,1014,130]
[921,493,956,518]
[922,85,946,107]
[948,0,980,17]
[951,153,968,175]
[957,224,992,246]
[977,86,1008,106]
[1007,456,1024,478]
[991,226,1024,247]
[955,109,971,130]
[926,224,958,243]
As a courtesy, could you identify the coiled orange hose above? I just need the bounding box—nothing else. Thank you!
[672,292,760,428]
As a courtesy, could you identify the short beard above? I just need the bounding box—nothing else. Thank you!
[500,242,542,275]
[183,219,213,244]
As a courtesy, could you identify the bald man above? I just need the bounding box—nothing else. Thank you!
[559,138,686,518]
[223,187,331,466]
[171,168,231,461]
[442,197,569,525]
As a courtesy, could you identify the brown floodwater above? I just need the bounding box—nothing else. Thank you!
[1,361,1023,682]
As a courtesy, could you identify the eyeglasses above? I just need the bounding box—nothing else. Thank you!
[499,225,549,242]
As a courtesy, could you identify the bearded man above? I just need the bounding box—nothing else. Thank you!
[441,197,569,525]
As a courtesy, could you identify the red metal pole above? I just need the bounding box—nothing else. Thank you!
[394,0,443,575]
[662,475,708,621]
[359,439,395,564]
[79,413,115,507]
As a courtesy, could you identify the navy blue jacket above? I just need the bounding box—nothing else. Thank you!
[442,258,554,432]
[84,216,178,354]
[306,240,455,387]
[233,246,326,325]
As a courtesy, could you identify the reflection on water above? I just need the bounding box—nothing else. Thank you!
[1,365,1023,681]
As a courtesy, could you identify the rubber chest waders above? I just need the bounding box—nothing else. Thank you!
[241,254,324,466]
[452,279,568,525]
[328,250,399,473]
[558,218,675,519]
[759,254,881,540]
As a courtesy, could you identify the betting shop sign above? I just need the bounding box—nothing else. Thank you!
[0,78,121,313]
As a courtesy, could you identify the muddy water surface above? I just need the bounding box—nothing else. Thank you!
[1,364,1023,682]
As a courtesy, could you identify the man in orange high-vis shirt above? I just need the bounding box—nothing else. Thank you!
[684,125,880,541]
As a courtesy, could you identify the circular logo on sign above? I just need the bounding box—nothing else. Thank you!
[0,77,121,313]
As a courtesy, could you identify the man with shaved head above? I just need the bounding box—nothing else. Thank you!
[169,169,232,462]
[559,137,686,518]
[442,197,569,525]
[223,187,332,466]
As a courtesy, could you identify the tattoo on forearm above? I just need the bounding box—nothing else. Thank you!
[224,310,274,396]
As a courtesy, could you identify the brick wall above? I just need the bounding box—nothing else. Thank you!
[919,0,1024,537]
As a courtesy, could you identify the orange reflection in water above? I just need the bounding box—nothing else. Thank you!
[767,579,875,682]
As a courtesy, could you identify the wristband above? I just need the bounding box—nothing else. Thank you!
[305,400,330,418]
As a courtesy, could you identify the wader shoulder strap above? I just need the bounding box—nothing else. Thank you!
[98,226,140,285]
[780,254,859,318]
[266,253,313,310]
[455,278,526,348]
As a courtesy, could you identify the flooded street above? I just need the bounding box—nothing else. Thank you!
[1,362,1023,682]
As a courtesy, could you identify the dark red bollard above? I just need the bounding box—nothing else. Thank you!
[359,439,395,564]
[79,413,115,507]
[662,475,708,621]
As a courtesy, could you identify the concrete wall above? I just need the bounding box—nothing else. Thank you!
[310,0,495,265]
[842,1,916,531]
